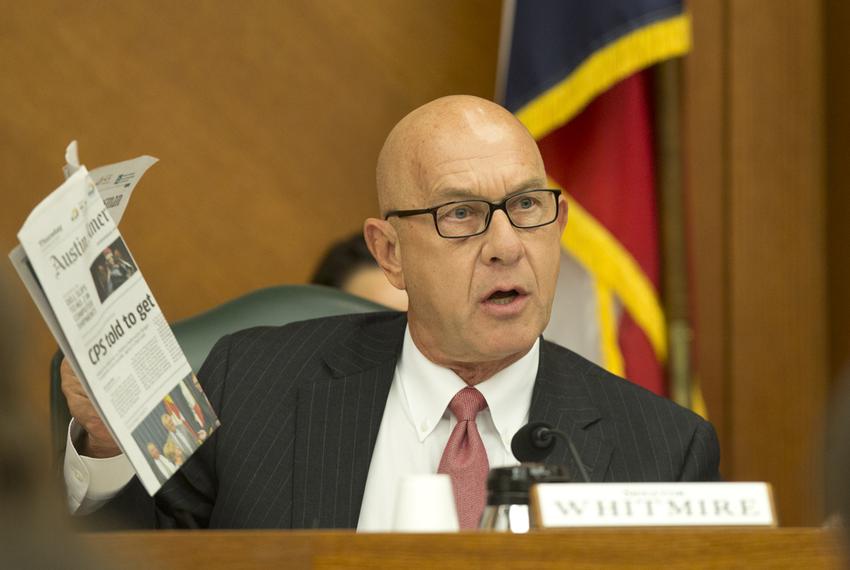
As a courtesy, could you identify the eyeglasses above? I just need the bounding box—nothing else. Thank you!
[383,189,562,238]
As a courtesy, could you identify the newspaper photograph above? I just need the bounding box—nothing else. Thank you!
[10,156,220,495]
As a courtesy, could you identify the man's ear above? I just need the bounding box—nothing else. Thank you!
[556,195,568,234]
[363,218,405,290]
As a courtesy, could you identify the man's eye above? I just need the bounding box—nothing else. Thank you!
[447,206,472,219]
[517,197,537,209]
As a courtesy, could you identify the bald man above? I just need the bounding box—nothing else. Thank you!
[63,96,719,530]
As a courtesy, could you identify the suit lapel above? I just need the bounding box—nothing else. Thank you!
[292,313,405,528]
[529,341,614,482]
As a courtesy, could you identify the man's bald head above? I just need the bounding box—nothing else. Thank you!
[375,95,543,213]
[364,94,564,376]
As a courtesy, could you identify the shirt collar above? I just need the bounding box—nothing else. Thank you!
[397,325,539,445]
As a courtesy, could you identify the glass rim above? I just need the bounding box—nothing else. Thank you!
[383,188,563,239]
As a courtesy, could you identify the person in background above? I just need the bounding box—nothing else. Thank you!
[311,232,408,311]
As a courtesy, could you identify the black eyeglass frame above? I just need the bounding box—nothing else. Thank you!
[383,189,563,239]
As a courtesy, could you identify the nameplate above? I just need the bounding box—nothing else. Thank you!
[531,482,776,528]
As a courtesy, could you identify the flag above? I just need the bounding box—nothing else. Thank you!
[497,0,690,398]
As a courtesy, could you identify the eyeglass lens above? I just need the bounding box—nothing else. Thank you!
[434,190,557,237]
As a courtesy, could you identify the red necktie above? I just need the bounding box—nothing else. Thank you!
[437,387,489,529]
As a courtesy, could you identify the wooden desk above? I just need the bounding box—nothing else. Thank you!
[85,528,845,569]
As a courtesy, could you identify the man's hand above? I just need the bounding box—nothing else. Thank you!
[60,358,121,458]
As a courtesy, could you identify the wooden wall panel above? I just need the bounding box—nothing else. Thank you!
[0,1,502,426]
[685,0,828,525]
[727,1,826,526]
[686,0,829,525]
[825,0,850,379]
[682,0,730,473]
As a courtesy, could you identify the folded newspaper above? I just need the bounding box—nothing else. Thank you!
[9,143,220,495]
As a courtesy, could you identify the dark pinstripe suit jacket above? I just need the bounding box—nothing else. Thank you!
[98,311,720,529]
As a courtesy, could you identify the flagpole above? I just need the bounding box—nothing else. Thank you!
[654,59,693,410]
[493,0,516,104]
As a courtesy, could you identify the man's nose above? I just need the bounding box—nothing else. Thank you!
[480,210,523,265]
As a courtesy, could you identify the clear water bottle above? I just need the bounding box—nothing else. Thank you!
[479,463,569,532]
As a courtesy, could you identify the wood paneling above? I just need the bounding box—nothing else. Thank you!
[683,0,730,472]
[727,1,826,526]
[0,1,502,424]
[825,0,850,379]
[686,0,828,525]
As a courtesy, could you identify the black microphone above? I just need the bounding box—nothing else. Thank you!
[510,421,591,483]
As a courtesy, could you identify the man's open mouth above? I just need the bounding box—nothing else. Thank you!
[487,289,521,305]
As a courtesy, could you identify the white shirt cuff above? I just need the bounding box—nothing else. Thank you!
[63,420,134,515]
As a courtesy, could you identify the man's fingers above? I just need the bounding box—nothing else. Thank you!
[60,358,84,394]
[59,356,76,378]
[59,357,117,452]
[60,358,95,403]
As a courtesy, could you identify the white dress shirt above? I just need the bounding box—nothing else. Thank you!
[356,327,539,531]
[64,327,540,526]
[64,420,134,515]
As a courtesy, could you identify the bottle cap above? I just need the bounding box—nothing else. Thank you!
[486,463,570,505]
